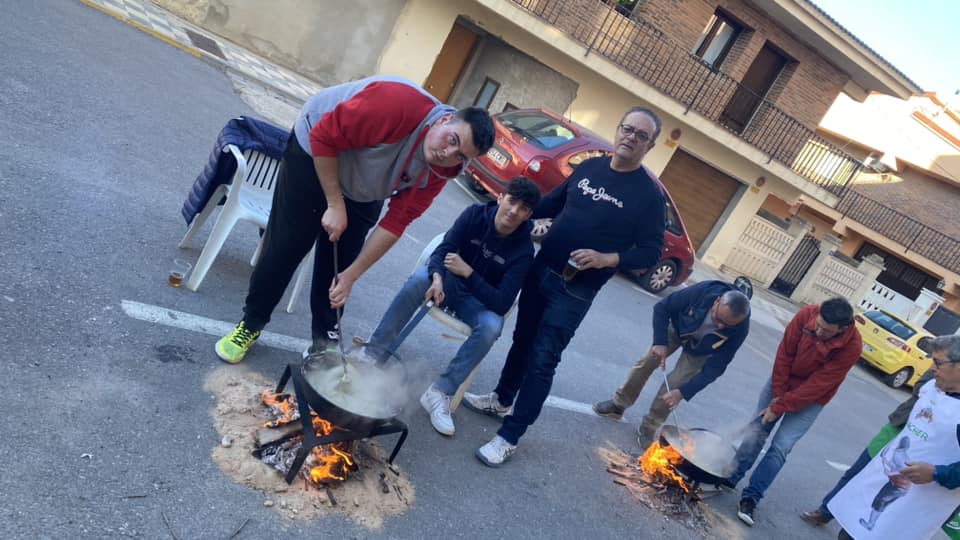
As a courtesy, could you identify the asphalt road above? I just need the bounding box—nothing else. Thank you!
[0,2,916,538]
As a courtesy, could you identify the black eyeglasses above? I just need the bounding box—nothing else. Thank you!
[618,124,652,142]
[930,355,960,368]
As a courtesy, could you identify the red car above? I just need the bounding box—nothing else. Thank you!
[465,108,695,293]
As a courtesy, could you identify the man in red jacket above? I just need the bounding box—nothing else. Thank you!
[726,297,861,526]
[213,75,494,364]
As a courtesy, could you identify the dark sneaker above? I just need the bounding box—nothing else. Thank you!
[737,498,756,526]
[636,422,658,449]
[718,478,737,491]
[215,321,261,364]
[800,509,830,526]
[592,399,625,420]
[302,331,340,359]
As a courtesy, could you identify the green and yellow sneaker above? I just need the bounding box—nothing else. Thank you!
[215,321,261,364]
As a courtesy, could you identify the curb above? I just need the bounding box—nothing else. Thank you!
[79,0,310,106]
[80,0,201,58]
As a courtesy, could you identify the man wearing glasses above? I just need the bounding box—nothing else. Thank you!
[592,280,751,446]
[463,107,667,467]
[823,335,960,538]
[727,297,862,526]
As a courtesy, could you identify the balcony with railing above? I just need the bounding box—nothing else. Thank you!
[509,0,861,197]
[837,190,960,274]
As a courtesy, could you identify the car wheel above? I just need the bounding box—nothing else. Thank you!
[640,260,677,294]
[884,367,913,389]
[531,218,552,241]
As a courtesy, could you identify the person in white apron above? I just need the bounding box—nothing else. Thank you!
[828,334,960,539]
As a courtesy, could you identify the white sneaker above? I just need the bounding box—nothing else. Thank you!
[462,391,512,418]
[476,435,517,467]
[420,384,455,436]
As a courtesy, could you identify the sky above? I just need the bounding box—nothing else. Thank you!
[810,0,958,99]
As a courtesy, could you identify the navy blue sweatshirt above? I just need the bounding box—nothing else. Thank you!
[427,202,535,315]
[652,280,750,400]
[534,156,665,290]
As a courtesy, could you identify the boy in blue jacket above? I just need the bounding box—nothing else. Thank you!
[366,177,540,436]
[594,280,751,445]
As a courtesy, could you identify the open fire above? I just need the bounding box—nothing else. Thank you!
[639,440,690,492]
[602,443,712,533]
[260,391,357,484]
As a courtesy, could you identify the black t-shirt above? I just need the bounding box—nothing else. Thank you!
[534,156,666,290]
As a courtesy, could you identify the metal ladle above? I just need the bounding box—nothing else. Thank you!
[661,367,686,445]
[332,241,350,390]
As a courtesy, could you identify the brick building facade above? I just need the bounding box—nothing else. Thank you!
[633,0,848,130]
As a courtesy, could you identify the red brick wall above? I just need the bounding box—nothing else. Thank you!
[851,171,960,241]
[634,0,850,130]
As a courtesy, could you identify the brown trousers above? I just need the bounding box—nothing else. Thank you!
[612,326,707,432]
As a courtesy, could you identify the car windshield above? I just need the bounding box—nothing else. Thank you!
[498,112,576,150]
[864,311,916,340]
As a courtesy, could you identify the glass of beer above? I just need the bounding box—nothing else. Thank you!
[562,256,582,281]
[168,259,192,288]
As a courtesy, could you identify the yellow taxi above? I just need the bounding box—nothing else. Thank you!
[855,309,934,388]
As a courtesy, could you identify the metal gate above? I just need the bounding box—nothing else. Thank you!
[924,306,960,336]
[770,235,820,297]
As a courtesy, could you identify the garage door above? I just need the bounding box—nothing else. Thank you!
[658,150,742,250]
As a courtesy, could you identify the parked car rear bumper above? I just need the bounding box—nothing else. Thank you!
[466,160,509,195]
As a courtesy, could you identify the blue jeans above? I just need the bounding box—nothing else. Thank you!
[729,378,823,502]
[368,266,503,396]
[494,259,597,444]
[818,447,871,520]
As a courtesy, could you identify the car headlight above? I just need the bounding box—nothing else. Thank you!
[528,160,541,173]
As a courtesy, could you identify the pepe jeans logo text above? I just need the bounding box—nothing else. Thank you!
[577,178,623,208]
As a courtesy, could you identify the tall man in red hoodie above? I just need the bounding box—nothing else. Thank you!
[215,75,494,363]
[727,297,862,526]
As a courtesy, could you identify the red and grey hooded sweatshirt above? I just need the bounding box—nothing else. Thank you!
[293,75,463,236]
[769,304,862,416]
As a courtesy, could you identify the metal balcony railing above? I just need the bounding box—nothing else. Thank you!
[837,190,960,274]
[509,0,861,196]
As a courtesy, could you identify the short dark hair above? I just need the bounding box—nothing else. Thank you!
[505,176,541,208]
[719,290,750,318]
[621,107,662,142]
[820,297,854,326]
[455,107,495,154]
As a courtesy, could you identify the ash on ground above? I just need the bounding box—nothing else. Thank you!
[205,366,415,529]
[599,447,719,536]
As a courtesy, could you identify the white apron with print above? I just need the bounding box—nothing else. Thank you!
[828,380,960,539]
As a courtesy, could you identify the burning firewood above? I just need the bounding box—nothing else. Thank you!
[599,447,713,534]
[254,422,303,447]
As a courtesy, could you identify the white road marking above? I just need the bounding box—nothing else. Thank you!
[120,300,611,419]
[123,301,840,424]
[453,176,486,204]
[630,285,658,299]
[826,460,851,472]
[545,395,626,422]
[120,300,309,353]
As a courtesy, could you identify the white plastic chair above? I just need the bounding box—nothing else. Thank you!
[411,233,520,411]
[179,144,311,312]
